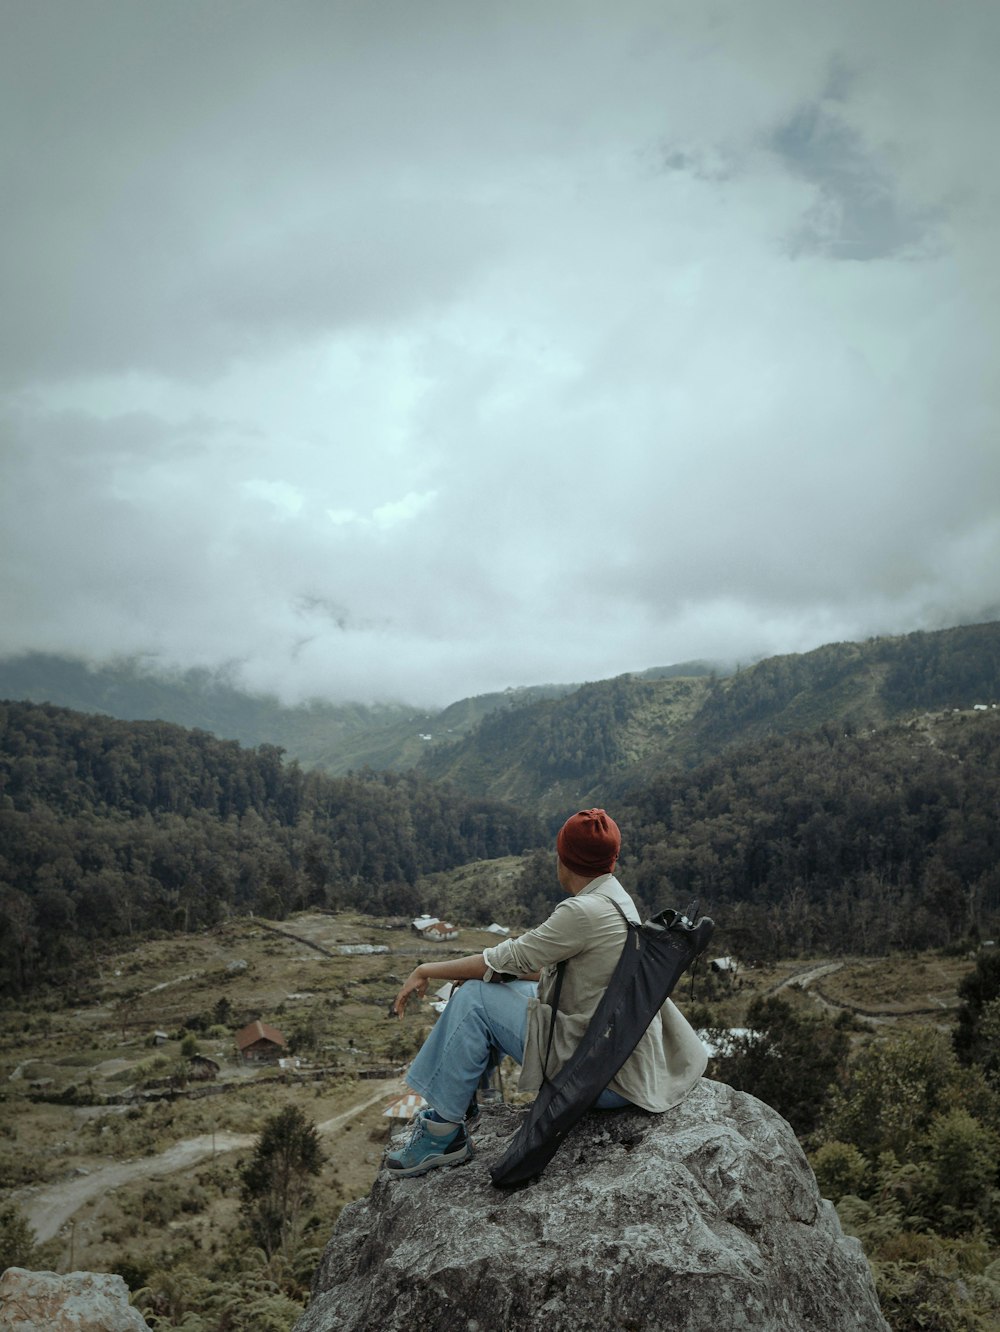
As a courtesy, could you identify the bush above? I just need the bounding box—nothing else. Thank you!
[709,996,850,1137]
[874,1249,1000,1332]
[810,1141,869,1203]
[919,1108,1000,1236]
[954,951,1000,1068]
[825,1031,964,1160]
[124,1180,209,1228]
[0,1203,39,1271]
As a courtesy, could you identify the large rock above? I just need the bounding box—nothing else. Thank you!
[0,1268,151,1331]
[296,1080,888,1332]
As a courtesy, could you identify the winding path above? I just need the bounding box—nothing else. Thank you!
[20,1078,403,1243]
[768,961,844,995]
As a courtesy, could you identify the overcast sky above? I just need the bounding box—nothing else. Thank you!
[1,1,998,706]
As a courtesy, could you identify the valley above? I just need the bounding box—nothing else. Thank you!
[0,903,979,1280]
[2,620,999,1329]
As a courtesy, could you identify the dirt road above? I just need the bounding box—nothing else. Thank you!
[769,961,844,994]
[21,1078,403,1243]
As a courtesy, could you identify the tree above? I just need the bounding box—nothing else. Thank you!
[810,1140,869,1203]
[918,1108,1000,1236]
[954,951,1000,1068]
[240,1106,325,1259]
[0,1203,42,1271]
[709,996,850,1137]
[825,1030,964,1161]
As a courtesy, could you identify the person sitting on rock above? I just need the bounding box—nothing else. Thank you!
[384,808,707,1178]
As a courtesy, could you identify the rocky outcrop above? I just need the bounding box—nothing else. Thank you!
[0,1267,151,1331]
[295,1079,888,1332]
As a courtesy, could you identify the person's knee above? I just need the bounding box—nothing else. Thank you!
[447,980,488,1017]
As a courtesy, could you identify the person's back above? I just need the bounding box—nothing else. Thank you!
[383,808,706,1179]
[490,872,706,1110]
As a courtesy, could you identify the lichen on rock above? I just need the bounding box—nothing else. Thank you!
[0,1267,151,1332]
[294,1079,889,1332]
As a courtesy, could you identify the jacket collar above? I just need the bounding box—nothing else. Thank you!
[578,872,618,897]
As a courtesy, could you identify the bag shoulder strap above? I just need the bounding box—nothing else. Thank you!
[540,960,566,1084]
[541,898,636,1081]
[609,899,634,927]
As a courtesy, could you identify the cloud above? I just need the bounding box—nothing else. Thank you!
[0,1,998,705]
[769,102,940,260]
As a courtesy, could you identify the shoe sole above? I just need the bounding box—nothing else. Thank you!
[384,1140,474,1179]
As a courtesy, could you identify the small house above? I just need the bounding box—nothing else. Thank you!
[411,914,440,933]
[710,956,738,975]
[187,1055,220,1081]
[422,921,459,941]
[235,1020,287,1063]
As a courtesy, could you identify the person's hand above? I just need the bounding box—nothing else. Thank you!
[392,967,428,1017]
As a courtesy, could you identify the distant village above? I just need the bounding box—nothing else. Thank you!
[410,914,510,943]
[151,916,516,1086]
[125,915,750,1125]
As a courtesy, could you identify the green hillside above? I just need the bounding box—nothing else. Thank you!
[417,673,712,813]
[0,700,545,998]
[0,654,575,775]
[7,622,999,818]
[419,621,1000,814]
[684,621,1000,756]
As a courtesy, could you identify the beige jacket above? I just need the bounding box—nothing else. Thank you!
[482,874,707,1112]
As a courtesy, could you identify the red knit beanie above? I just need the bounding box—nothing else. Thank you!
[556,808,621,878]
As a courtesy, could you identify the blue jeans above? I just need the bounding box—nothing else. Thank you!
[405,979,633,1124]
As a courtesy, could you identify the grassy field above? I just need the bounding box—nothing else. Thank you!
[0,910,506,1276]
[0,907,979,1288]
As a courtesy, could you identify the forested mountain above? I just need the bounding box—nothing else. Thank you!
[3,619,1000,995]
[415,621,1000,953]
[4,623,999,809]
[417,673,712,812]
[684,620,1000,753]
[618,708,1000,956]
[419,620,1000,812]
[0,653,576,775]
[0,702,545,996]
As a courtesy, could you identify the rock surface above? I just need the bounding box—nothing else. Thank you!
[0,1267,151,1331]
[295,1079,889,1332]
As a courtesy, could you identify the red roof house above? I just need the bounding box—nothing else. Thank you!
[422,921,459,941]
[235,1020,287,1063]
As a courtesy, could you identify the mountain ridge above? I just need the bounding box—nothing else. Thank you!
[419,621,1000,813]
[0,652,581,775]
[3,620,1000,816]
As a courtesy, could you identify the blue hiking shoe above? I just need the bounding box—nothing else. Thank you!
[384,1113,473,1179]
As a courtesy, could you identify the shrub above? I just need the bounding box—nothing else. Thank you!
[810,1140,869,1203]
[873,1249,1000,1332]
[0,1203,39,1271]
[709,996,850,1137]
[919,1108,1000,1235]
[825,1031,964,1160]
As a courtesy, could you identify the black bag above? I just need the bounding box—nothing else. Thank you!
[489,902,714,1188]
